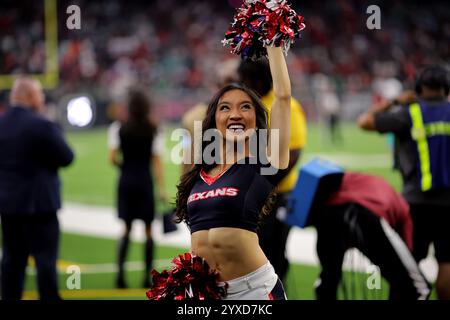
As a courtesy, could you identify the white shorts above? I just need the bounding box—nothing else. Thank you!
[220,262,287,300]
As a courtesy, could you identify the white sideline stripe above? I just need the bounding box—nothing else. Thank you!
[379,219,430,299]
[59,203,438,281]
[59,202,192,248]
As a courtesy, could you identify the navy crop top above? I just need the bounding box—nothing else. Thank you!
[187,158,283,234]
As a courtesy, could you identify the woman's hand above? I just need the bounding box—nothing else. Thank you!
[108,149,121,167]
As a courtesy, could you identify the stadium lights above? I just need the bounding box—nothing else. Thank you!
[66,96,94,128]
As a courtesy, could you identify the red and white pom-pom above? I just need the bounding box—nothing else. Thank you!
[222,0,306,59]
[146,253,227,300]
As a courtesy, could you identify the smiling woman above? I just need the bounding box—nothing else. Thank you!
[205,83,269,169]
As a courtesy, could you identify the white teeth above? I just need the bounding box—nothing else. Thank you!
[226,124,245,135]
[228,124,245,130]
[227,128,245,135]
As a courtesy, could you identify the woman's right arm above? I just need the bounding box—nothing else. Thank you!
[109,148,121,167]
[107,121,122,167]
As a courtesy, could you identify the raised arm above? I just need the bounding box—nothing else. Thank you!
[357,100,393,131]
[358,90,417,131]
[267,46,291,169]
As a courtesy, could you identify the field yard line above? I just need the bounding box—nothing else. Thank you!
[59,202,438,282]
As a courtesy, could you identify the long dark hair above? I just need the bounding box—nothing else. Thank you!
[175,82,276,225]
[121,87,156,136]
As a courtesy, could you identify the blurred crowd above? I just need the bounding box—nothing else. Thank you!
[0,0,449,122]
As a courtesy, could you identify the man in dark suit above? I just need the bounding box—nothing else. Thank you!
[0,77,74,300]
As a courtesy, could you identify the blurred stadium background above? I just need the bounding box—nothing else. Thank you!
[0,0,448,299]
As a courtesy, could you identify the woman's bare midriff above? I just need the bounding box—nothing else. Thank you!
[191,227,268,281]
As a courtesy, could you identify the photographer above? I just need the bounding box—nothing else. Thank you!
[358,65,450,299]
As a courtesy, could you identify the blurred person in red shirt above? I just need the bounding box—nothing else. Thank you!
[314,172,430,300]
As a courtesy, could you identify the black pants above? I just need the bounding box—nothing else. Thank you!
[315,204,430,300]
[258,193,291,282]
[409,203,450,263]
[328,113,341,143]
[0,212,61,300]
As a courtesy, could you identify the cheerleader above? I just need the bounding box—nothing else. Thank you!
[148,0,305,300]
[175,45,292,300]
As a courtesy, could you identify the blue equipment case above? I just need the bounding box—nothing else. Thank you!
[286,158,344,228]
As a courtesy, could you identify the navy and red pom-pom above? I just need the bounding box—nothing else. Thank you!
[146,253,227,300]
[222,0,306,59]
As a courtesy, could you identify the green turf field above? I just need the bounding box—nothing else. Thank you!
[21,233,333,300]
[13,122,436,299]
[21,232,394,300]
